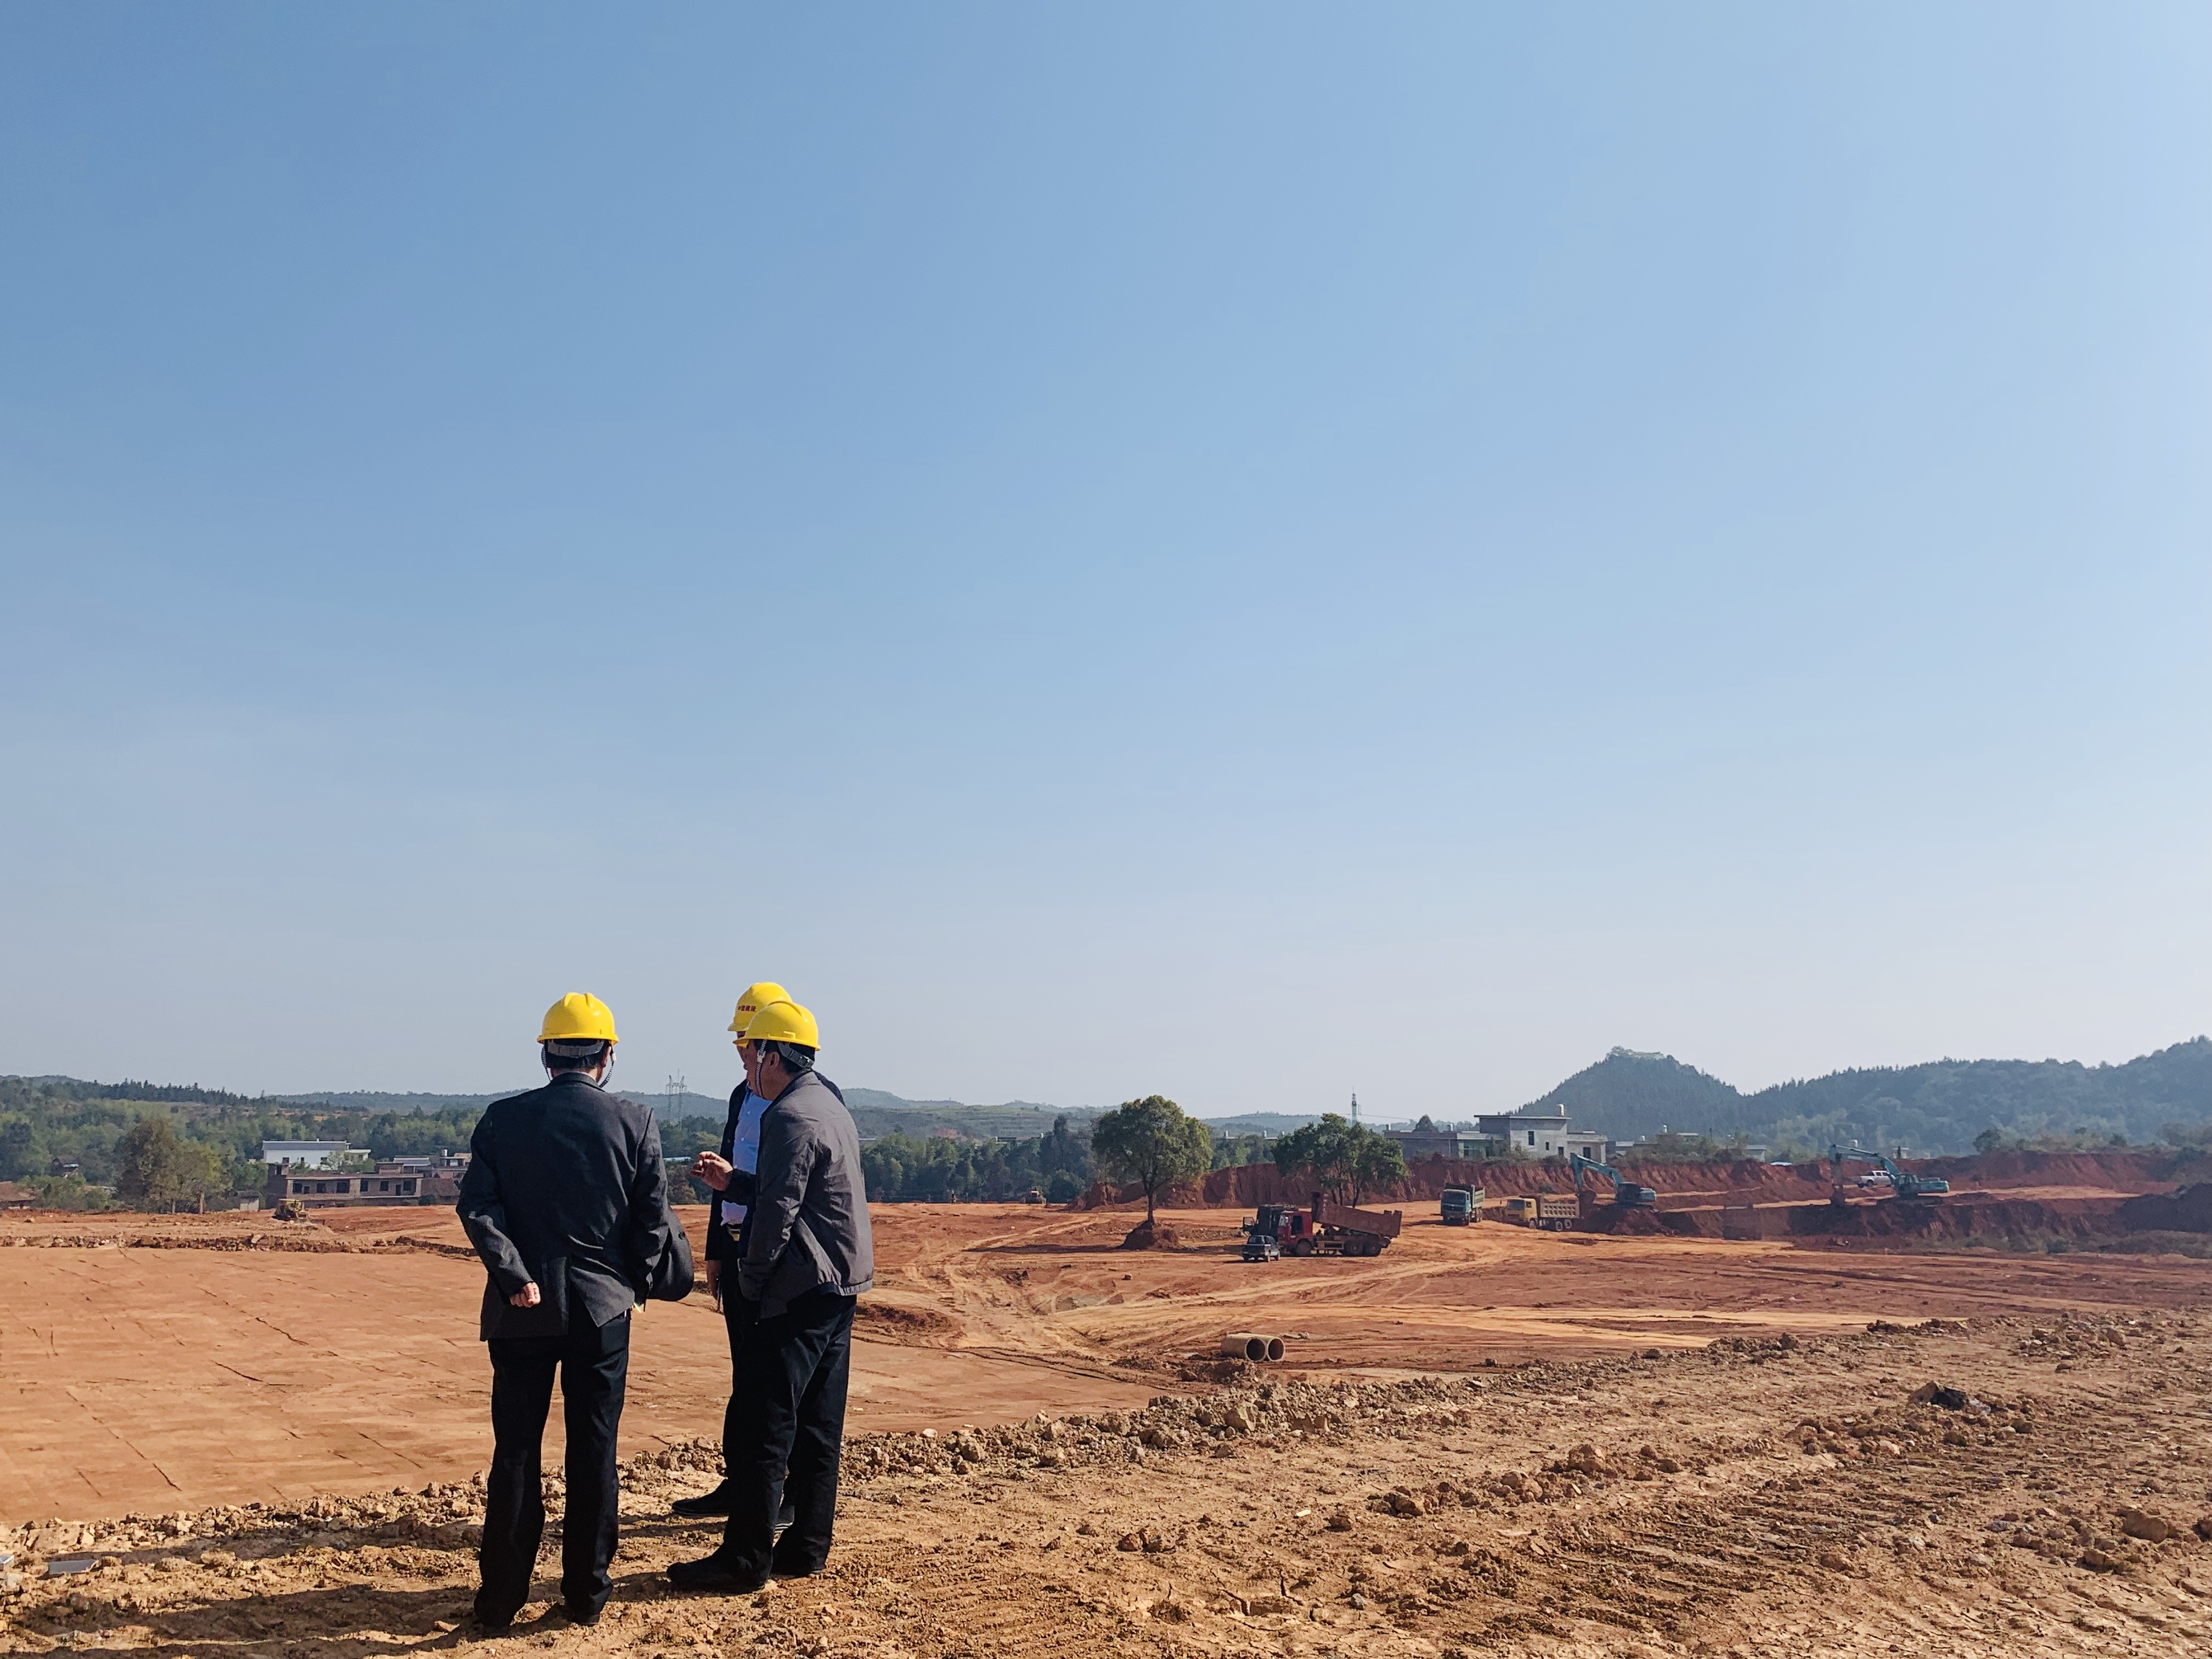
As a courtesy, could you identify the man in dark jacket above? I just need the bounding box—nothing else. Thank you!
[678,980,851,1523]
[672,979,785,1520]
[458,992,691,1628]
[669,998,872,1594]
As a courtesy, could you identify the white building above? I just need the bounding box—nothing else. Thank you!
[260,1141,358,1169]
[1476,1113,1610,1162]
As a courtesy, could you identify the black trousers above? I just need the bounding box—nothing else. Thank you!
[478,1312,630,1620]
[720,1291,854,1577]
[718,1283,749,1473]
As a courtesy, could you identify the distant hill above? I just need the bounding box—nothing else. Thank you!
[2,1075,261,1109]
[1200,1112,1321,1136]
[1525,1039,2212,1155]
[16,1035,2208,1160]
[841,1090,1098,1142]
[1525,1052,1743,1139]
[273,1090,510,1113]
[613,1088,731,1121]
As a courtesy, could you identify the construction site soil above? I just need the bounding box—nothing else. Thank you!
[1148,1148,2206,1245]
[5,1171,2210,1657]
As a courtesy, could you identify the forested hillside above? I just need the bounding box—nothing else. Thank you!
[11,1033,2208,1206]
[0,1073,1106,1209]
[842,1090,1094,1140]
[1525,1039,2212,1155]
[1525,1052,1741,1141]
[0,1076,487,1208]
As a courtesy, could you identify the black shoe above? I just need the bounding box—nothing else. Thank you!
[769,1558,822,1581]
[671,1482,734,1519]
[667,1553,768,1595]
[560,1603,602,1627]
[467,1602,516,1632]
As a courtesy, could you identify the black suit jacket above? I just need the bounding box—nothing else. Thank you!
[458,1072,689,1340]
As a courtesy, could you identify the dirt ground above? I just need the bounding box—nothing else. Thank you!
[4,1201,2210,1656]
[0,1208,1171,1521]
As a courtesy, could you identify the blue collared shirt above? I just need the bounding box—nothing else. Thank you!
[720,1086,771,1230]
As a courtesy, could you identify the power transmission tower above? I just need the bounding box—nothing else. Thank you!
[1351,1092,1359,1125]
[665,1074,686,1119]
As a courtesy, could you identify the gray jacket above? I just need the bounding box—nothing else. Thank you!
[738,1070,873,1318]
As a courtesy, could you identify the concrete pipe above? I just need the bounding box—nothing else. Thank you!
[1265,1335,1286,1362]
[1221,1333,1272,1361]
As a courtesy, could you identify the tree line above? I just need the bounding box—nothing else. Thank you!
[1083,1100,1409,1219]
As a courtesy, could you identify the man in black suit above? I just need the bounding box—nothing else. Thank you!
[458,992,691,1628]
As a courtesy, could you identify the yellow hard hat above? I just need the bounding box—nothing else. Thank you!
[727,981,791,1035]
[539,992,619,1045]
[743,999,820,1048]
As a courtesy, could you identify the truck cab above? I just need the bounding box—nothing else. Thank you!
[1440,1185,1482,1225]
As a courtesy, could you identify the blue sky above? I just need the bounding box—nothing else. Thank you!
[2,4,2205,1115]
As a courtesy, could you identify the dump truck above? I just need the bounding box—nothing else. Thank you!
[1440,1184,1484,1225]
[1500,1193,1579,1231]
[1242,1194,1404,1259]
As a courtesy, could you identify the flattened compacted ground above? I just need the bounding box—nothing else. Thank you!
[5,1314,2212,1659]
[5,1203,2209,1521]
[5,1203,2211,1656]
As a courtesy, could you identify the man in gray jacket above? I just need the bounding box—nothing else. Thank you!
[669,998,872,1594]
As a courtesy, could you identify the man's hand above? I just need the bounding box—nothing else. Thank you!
[703,1259,722,1311]
[692,1153,733,1192]
[508,1282,541,1309]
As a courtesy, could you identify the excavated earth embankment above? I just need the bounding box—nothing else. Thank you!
[1080,1149,2206,1255]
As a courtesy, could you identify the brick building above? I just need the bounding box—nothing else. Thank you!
[266,1163,428,1207]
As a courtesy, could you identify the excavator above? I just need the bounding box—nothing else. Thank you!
[1827,1145,1950,1203]
[1568,1152,1657,1210]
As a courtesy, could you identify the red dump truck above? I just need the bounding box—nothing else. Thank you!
[1243,1194,1404,1259]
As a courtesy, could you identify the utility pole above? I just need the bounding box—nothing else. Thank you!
[1351,1092,1359,1126]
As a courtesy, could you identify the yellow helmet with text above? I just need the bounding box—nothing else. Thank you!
[727,981,791,1036]
[742,998,820,1049]
[538,992,619,1046]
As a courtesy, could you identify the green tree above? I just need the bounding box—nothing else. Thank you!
[658,1115,726,1204]
[114,1116,228,1212]
[1210,1132,1271,1171]
[0,1119,37,1181]
[1272,1113,1407,1203]
[1042,1169,1083,1203]
[1089,1095,1211,1222]
[1037,1115,1092,1184]
[1352,1128,1407,1199]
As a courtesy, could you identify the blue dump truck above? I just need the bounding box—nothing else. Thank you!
[1439,1184,1484,1225]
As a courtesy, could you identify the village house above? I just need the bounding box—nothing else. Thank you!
[265,1161,428,1207]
